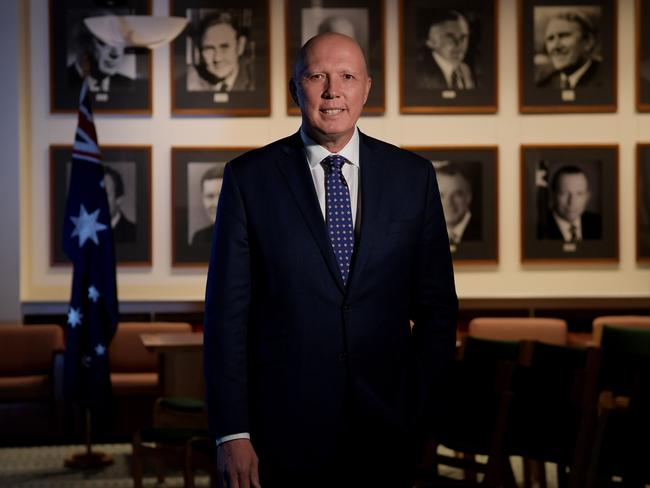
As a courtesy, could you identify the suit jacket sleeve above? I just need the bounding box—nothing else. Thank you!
[410,161,458,435]
[203,163,251,440]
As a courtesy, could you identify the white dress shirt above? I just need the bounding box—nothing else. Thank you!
[215,126,362,447]
[553,212,583,242]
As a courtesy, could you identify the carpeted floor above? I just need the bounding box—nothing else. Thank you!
[0,443,210,488]
[0,443,556,488]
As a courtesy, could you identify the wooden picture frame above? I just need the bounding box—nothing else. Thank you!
[50,145,152,266]
[637,0,650,111]
[171,147,254,266]
[518,0,617,113]
[170,0,271,116]
[284,0,385,115]
[405,146,499,265]
[637,144,650,262]
[399,0,498,114]
[521,145,619,264]
[49,0,152,114]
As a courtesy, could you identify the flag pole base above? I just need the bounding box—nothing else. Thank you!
[65,451,113,469]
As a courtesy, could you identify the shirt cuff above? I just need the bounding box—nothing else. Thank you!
[216,432,251,447]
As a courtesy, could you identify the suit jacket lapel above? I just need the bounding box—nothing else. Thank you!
[348,133,382,291]
[275,132,345,292]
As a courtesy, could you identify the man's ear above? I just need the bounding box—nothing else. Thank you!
[237,36,247,57]
[289,78,300,106]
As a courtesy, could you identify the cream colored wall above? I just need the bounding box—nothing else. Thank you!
[22,0,650,304]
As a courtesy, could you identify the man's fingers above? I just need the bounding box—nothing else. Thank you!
[228,470,240,488]
[250,459,261,488]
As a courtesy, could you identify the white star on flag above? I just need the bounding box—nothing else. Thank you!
[67,307,83,328]
[70,204,108,247]
[88,285,100,303]
[95,344,106,356]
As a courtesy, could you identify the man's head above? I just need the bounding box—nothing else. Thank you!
[201,166,224,224]
[317,16,357,40]
[436,163,472,227]
[550,165,592,223]
[196,12,247,84]
[425,10,470,67]
[103,165,125,220]
[290,33,371,152]
[74,20,125,79]
[544,11,596,73]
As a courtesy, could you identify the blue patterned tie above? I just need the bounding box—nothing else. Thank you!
[322,155,355,285]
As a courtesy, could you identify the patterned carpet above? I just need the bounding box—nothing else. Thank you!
[0,443,555,488]
[0,443,210,488]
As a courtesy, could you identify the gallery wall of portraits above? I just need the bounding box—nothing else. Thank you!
[18,0,650,303]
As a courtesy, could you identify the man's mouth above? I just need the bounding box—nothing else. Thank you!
[320,108,344,115]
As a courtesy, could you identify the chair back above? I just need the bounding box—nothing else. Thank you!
[0,325,64,375]
[508,341,601,488]
[109,322,192,373]
[468,317,568,345]
[592,315,650,345]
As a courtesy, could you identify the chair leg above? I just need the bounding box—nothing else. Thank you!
[131,432,144,488]
[184,441,196,488]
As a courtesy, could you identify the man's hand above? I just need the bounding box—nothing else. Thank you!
[217,438,260,488]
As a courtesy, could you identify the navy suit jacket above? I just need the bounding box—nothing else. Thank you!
[203,131,457,472]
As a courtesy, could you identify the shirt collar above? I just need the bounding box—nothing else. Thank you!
[300,127,360,169]
[553,211,582,240]
[432,52,457,84]
[448,211,472,241]
[563,59,593,89]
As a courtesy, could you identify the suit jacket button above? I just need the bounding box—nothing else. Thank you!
[337,352,349,362]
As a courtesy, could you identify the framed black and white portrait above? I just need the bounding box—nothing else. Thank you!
[285,0,385,114]
[170,0,270,115]
[637,0,650,111]
[406,147,498,264]
[637,144,650,262]
[400,0,498,114]
[518,0,617,113]
[49,0,152,114]
[50,145,152,266]
[172,147,253,266]
[521,145,618,263]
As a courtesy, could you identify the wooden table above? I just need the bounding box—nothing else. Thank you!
[140,332,204,399]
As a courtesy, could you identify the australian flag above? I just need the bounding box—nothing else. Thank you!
[63,80,119,418]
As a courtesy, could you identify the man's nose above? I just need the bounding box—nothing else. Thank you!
[322,76,341,98]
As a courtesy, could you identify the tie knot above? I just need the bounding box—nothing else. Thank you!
[322,155,346,173]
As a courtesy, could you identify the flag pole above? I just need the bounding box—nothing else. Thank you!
[64,408,113,468]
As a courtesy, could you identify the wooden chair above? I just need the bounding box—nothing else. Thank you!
[591,315,650,345]
[468,317,568,346]
[415,336,523,487]
[131,396,208,488]
[507,341,601,488]
[586,326,650,487]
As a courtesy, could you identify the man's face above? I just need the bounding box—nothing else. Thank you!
[200,23,246,81]
[104,173,120,220]
[291,34,371,151]
[426,19,469,66]
[438,172,472,227]
[544,18,593,71]
[552,172,591,223]
[92,36,124,77]
[202,177,222,224]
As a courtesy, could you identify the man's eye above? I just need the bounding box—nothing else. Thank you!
[309,74,324,80]
[343,74,355,80]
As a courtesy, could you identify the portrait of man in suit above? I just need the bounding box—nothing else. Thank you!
[67,17,134,94]
[538,164,602,242]
[534,9,604,89]
[186,11,254,92]
[417,9,475,91]
[204,32,457,488]
[190,165,223,248]
[435,162,481,249]
[103,164,136,244]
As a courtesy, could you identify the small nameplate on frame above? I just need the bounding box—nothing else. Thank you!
[95,93,109,102]
[213,93,229,103]
[563,242,578,253]
[561,89,575,102]
[442,90,457,99]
